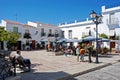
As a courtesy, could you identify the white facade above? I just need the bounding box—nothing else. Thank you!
[102,6,120,36]
[59,5,120,39]
[0,5,120,50]
[0,20,62,50]
[59,20,96,39]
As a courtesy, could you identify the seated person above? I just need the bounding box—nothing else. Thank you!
[15,50,31,71]
[64,48,69,56]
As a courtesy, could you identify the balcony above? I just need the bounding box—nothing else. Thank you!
[107,18,120,29]
[41,33,46,37]
[23,32,31,39]
[48,33,54,37]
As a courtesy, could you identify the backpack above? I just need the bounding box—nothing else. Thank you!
[80,49,85,54]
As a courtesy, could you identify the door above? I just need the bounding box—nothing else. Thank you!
[32,40,35,49]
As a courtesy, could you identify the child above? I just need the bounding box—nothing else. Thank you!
[80,47,85,62]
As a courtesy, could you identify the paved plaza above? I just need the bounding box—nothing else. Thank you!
[74,62,120,80]
[7,50,120,80]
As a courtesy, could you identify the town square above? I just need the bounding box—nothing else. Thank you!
[0,0,120,80]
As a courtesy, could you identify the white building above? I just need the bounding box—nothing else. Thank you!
[0,5,120,51]
[59,5,120,49]
[0,20,62,50]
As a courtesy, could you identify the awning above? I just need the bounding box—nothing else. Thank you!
[82,36,96,42]
[57,38,67,43]
[82,36,101,42]
[98,38,110,42]
[66,39,81,43]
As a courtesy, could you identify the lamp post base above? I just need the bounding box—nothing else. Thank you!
[96,55,99,63]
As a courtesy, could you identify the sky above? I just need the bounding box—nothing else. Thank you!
[0,0,120,25]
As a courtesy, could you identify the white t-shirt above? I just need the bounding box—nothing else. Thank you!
[76,48,80,54]
[15,54,20,58]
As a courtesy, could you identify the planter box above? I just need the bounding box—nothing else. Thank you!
[54,51,64,56]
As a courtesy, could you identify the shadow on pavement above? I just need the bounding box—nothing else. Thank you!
[98,55,113,58]
[19,71,78,80]
[31,63,43,68]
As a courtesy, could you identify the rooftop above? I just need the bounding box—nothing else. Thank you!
[3,20,22,25]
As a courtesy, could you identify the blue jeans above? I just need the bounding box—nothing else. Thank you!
[23,59,31,65]
[80,54,84,61]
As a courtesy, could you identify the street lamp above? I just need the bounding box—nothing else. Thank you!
[90,10,103,63]
[54,30,58,52]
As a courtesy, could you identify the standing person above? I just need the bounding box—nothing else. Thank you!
[76,45,80,62]
[80,46,85,62]
[46,44,48,51]
[87,42,93,63]
[48,43,51,51]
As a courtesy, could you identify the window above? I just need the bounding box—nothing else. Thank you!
[13,27,18,33]
[24,29,31,39]
[48,29,53,37]
[109,13,115,24]
[41,28,45,36]
[86,27,91,36]
[41,28,44,33]
[25,29,29,33]
[35,31,38,35]
[68,30,72,39]
[49,29,52,34]
[62,31,64,38]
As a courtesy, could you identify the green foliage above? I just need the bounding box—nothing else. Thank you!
[37,43,40,47]
[24,33,31,39]
[0,27,7,41]
[7,32,20,44]
[26,40,30,46]
[0,26,20,50]
[82,35,89,38]
[99,33,108,39]
[81,43,85,48]
[115,35,119,40]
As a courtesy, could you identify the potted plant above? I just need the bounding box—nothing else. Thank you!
[22,44,25,50]
[36,43,40,49]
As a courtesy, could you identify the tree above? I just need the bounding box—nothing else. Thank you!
[99,33,108,39]
[7,32,20,50]
[7,32,20,44]
[0,26,20,50]
[0,27,8,41]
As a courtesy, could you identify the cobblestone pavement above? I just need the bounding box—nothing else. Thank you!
[74,62,120,80]
[11,50,81,72]
[8,50,120,80]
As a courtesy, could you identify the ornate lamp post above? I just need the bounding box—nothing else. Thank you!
[90,10,103,63]
[54,30,58,52]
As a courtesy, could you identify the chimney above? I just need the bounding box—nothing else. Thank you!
[86,18,88,21]
[102,6,105,12]
[75,20,77,23]
[65,22,67,25]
